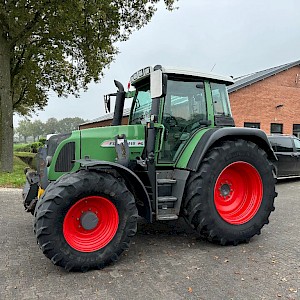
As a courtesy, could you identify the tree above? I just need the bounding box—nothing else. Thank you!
[31,119,45,141]
[0,0,176,172]
[15,119,32,143]
[58,117,86,133]
[44,118,58,135]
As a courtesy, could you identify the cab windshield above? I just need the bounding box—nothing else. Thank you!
[130,82,151,125]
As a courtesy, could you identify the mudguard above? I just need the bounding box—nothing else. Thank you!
[186,127,277,172]
[76,159,152,222]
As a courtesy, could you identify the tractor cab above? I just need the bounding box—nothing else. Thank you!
[126,65,235,164]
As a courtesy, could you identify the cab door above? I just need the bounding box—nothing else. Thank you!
[158,78,208,164]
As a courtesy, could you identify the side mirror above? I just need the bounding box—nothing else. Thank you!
[104,95,111,113]
[150,70,167,98]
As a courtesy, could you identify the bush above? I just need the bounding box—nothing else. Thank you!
[31,142,43,153]
[39,137,46,145]
[14,144,32,152]
[14,142,43,153]
[14,143,29,151]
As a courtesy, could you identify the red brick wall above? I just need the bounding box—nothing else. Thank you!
[229,66,300,134]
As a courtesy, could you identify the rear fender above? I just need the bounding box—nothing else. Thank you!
[186,127,277,172]
[76,159,152,222]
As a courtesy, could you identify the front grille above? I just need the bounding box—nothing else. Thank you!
[55,142,75,172]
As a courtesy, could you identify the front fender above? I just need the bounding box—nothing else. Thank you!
[76,159,152,222]
[177,127,277,172]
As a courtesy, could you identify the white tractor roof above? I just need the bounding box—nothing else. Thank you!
[130,65,234,86]
[162,66,234,85]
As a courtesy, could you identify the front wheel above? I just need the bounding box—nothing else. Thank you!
[183,139,276,245]
[34,170,138,271]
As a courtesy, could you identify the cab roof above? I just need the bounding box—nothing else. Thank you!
[130,65,234,86]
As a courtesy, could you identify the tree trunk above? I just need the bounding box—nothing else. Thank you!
[0,32,13,172]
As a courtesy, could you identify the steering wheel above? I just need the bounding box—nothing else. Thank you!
[164,113,178,127]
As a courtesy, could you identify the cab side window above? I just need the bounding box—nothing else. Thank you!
[210,83,231,116]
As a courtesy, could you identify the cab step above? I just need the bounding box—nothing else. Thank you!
[157,179,177,185]
[158,196,177,202]
[157,214,178,221]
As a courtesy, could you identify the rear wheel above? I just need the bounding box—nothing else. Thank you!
[34,170,138,271]
[183,139,276,245]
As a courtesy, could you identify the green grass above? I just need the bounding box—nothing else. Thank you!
[14,151,36,169]
[0,156,28,188]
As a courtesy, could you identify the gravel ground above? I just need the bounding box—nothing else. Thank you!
[0,180,299,300]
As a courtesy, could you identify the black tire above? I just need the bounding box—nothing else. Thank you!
[22,181,30,209]
[183,139,276,245]
[34,170,138,271]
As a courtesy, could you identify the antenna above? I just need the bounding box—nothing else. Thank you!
[210,63,216,72]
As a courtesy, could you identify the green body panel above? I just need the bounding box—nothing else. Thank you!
[175,128,211,169]
[80,124,145,160]
[48,131,81,180]
[48,125,145,181]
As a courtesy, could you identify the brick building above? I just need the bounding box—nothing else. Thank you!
[228,60,300,137]
[80,60,300,136]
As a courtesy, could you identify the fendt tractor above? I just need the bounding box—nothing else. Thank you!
[23,65,277,271]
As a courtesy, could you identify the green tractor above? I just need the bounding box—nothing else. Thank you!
[23,65,277,271]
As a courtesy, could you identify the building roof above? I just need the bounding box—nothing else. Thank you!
[80,107,131,126]
[228,59,300,93]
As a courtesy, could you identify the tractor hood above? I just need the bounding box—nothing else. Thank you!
[80,124,145,162]
[47,124,145,181]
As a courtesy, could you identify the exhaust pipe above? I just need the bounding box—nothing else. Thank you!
[111,80,125,126]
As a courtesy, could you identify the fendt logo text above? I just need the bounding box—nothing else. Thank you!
[101,140,145,147]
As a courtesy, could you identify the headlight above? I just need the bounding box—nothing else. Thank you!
[46,156,53,167]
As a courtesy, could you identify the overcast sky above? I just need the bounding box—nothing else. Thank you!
[13,0,300,126]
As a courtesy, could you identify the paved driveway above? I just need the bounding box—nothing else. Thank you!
[0,180,299,300]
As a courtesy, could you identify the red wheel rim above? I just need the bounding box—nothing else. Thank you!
[214,161,263,225]
[63,196,119,252]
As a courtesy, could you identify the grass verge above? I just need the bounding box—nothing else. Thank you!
[14,151,36,169]
[0,156,28,188]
